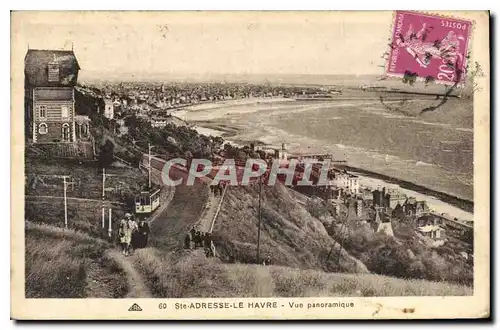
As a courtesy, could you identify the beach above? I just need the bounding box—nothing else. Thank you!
[175,97,474,222]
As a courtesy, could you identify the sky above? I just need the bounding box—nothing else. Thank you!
[13,11,394,80]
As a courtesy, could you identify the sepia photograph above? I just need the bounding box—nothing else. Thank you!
[10,10,490,320]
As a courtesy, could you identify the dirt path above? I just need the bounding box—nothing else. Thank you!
[197,185,228,233]
[254,266,275,297]
[196,193,220,232]
[84,258,128,298]
[105,249,152,298]
[84,165,173,299]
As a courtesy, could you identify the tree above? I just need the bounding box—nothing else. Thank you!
[392,204,408,222]
[98,139,115,169]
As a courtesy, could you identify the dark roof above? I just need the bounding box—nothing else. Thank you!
[25,49,80,87]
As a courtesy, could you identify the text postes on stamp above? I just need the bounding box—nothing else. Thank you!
[387,11,472,85]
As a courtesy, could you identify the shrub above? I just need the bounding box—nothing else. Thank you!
[98,139,115,169]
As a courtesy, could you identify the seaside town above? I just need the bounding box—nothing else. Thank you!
[24,47,474,299]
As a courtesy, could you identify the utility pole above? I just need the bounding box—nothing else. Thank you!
[108,208,112,238]
[257,175,262,264]
[148,143,153,189]
[102,167,106,229]
[102,168,126,234]
[63,176,69,229]
[36,174,72,228]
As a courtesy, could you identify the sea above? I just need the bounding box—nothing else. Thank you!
[176,89,474,221]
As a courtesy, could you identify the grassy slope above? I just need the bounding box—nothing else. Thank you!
[212,183,369,274]
[24,154,146,298]
[25,222,128,298]
[25,155,148,236]
[131,247,471,297]
[25,156,147,202]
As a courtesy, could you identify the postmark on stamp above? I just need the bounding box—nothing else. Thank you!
[386,10,473,86]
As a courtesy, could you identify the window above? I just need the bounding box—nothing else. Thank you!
[61,105,69,118]
[48,63,59,82]
[62,123,70,141]
[39,105,47,118]
[39,123,48,135]
[82,123,89,137]
[78,123,89,139]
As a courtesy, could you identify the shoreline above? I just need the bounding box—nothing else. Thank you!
[186,97,474,216]
[192,124,473,213]
[181,96,294,112]
[337,164,473,214]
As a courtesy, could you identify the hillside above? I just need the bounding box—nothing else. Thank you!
[23,140,212,298]
[130,248,471,297]
[213,183,369,274]
[23,100,473,298]
[25,155,149,233]
[210,181,473,287]
[24,152,151,298]
[24,149,472,298]
[25,222,128,298]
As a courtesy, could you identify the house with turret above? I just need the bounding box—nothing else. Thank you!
[25,49,95,159]
[25,49,81,143]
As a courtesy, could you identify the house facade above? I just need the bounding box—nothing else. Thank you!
[403,199,429,218]
[25,49,80,143]
[373,187,407,210]
[417,225,445,239]
[274,143,288,162]
[104,98,114,119]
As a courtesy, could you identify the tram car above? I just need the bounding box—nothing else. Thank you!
[135,188,161,214]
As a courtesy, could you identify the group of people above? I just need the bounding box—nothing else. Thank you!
[118,213,151,256]
[209,183,225,196]
[184,227,214,257]
[262,256,272,266]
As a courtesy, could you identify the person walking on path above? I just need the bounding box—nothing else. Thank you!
[126,215,139,256]
[184,233,191,249]
[203,232,212,249]
[119,213,134,256]
[134,218,151,249]
[203,232,213,257]
[263,256,272,266]
[194,231,201,248]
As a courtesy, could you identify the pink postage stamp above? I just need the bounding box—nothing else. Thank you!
[387,10,473,85]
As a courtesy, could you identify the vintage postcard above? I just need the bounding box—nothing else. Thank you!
[10,11,490,320]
